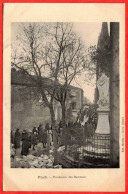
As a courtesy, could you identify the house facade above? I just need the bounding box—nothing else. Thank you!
[11,70,84,131]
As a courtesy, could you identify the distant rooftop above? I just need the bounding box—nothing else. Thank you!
[11,68,83,92]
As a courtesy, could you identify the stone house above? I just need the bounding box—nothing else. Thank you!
[11,69,83,131]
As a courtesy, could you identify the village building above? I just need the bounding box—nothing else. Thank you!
[11,69,84,131]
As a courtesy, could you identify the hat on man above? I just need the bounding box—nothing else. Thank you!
[23,129,27,133]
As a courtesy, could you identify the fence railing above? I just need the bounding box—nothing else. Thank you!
[60,129,110,168]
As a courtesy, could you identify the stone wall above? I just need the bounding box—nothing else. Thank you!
[11,85,50,131]
[11,85,84,131]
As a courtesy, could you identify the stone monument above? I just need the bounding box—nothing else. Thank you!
[95,73,110,134]
[82,73,110,167]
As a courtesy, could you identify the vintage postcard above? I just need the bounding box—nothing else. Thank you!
[3,3,125,191]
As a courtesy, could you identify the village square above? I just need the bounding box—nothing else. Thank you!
[10,22,119,168]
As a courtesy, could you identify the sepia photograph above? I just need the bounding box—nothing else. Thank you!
[3,3,125,191]
[10,21,120,169]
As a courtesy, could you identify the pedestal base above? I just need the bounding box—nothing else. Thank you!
[83,134,110,164]
[95,108,110,134]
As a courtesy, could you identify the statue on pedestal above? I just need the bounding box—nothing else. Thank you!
[97,73,109,109]
[95,72,110,134]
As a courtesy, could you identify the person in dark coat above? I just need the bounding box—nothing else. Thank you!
[42,124,48,148]
[21,130,29,156]
[38,124,43,142]
[14,128,21,149]
[31,132,38,150]
[32,127,38,135]
[28,130,32,148]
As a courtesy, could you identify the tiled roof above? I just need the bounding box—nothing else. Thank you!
[11,70,54,88]
[11,69,83,92]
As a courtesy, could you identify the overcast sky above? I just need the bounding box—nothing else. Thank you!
[12,22,103,102]
[72,23,102,102]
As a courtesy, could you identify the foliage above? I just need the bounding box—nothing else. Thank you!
[77,104,98,124]
[88,23,111,77]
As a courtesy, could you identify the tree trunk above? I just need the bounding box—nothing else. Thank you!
[47,132,50,154]
[49,105,58,165]
[41,91,58,165]
[61,101,67,150]
[61,101,66,126]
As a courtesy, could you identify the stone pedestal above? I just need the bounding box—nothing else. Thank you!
[95,108,110,134]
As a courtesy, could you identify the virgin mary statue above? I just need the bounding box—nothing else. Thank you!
[97,73,109,108]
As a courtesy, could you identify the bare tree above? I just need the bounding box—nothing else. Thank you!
[42,23,95,132]
[11,22,95,158]
[11,23,60,163]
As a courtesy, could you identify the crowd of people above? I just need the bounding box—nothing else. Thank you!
[11,116,97,157]
[11,123,54,156]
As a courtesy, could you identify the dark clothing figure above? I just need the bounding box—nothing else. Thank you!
[21,130,29,156]
[31,132,38,150]
[38,125,43,142]
[45,123,51,150]
[28,135,32,148]
[42,131,47,148]
[11,130,15,144]
[42,123,50,148]
[45,123,50,131]
[14,129,20,149]
[32,127,38,135]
